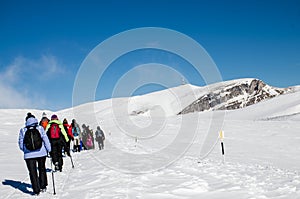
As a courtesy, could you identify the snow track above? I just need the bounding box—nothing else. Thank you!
[44,149,300,199]
[5,153,300,198]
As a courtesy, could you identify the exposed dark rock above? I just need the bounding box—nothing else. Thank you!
[178,79,288,115]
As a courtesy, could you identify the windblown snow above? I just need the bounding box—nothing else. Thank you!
[1,78,300,199]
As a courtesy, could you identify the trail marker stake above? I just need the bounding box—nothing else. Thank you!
[219,130,225,163]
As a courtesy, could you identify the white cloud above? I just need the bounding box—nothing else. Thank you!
[0,79,31,108]
[7,55,64,80]
[0,54,64,109]
[35,54,65,78]
[1,57,23,83]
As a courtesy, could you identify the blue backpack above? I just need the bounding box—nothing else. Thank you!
[72,126,79,136]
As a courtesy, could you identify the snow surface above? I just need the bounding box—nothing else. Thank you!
[1,82,300,198]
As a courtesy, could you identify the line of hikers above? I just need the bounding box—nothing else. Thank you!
[18,112,105,196]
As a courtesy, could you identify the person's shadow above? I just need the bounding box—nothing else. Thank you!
[2,179,33,195]
[2,168,52,195]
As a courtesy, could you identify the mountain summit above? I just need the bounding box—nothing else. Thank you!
[178,78,290,114]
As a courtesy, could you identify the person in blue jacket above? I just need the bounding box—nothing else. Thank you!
[18,113,51,195]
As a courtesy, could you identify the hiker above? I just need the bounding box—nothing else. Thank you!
[45,114,69,172]
[82,125,93,149]
[18,114,51,195]
[85,126,94,149]
[90,127,95,149]
[71,119,81,152]
[81,124,89,150]
[39,112,50,130]
[95,126,105,150]
[62,118,74,156]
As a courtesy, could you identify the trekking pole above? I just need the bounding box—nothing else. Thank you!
[70,155,74,168]
[50,158,56,195]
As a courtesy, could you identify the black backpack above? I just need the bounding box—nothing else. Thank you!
[24,126,43,151]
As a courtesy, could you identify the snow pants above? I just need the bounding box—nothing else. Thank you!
[97,139,104,150]
[64,140,71,156]
[25,156,47,194]
[50,139,64,170]
[73,136,80,152]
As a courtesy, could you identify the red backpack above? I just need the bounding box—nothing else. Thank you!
[49,123,61,139]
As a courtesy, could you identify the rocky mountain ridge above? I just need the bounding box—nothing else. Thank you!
[178,79,290,115]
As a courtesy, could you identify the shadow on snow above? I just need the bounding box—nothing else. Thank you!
[2,168,52,195]
[2,179,33,195]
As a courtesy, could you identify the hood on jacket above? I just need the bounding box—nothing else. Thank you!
[26,117,38,127]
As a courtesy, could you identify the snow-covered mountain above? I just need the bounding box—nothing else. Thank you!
[127,78,293,117]
[1,78,300,198]
[179,78,290,114]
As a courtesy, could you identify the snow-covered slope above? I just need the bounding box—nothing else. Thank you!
[1,78,300,198]
[123,78,292,117]
[227,86,300,121]
[126,84,205,117]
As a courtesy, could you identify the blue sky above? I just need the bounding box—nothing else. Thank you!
[0,0,299,110]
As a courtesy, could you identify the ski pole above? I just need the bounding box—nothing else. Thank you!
[70,155,74,168]
[50,158,56,195]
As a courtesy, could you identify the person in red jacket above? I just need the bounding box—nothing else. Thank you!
[63,118,74,156]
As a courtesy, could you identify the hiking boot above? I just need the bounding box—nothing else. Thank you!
[41,188,47,193]
[33,191,40,196]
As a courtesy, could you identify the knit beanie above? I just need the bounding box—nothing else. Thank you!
[25,112,35,121]
[51,114,58,120]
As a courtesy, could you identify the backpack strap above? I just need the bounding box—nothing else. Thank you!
[25,124,38,131]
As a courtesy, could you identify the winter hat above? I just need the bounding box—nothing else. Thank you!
[97,126,101,130]
[51,114,58,120]
[25,112,35,121]
[63,118,68,124]
[26,117,38,127]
